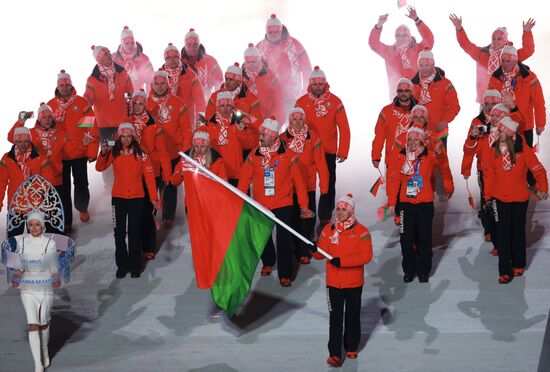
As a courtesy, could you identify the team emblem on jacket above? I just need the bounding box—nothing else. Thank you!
[315,103,328,117]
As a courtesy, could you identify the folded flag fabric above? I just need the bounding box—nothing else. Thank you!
[370,177,384,197]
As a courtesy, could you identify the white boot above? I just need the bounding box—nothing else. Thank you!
[40,327,50,368]
[29,331,44,372]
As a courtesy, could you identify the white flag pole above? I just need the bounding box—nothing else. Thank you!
[179,151,332,260]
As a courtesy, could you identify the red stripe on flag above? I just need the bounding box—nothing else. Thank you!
[370,177,384,197]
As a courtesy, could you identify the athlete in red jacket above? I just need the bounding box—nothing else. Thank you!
[112,26,154,92]
[312,194,373,367]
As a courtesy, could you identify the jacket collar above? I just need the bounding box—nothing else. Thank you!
[91,63,125,80]
[254,138,287,157]
[492,62,531,79]
[411,66,445,84]
[7,143,40,161]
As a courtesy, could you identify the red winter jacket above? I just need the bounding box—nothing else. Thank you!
[387,147,454,206]
[411,67,460,133]
[256,26,312,101]
[238,141,309,210]
[96,149,157,201]
[455,29,534,103]
[205,83,264,130]
[481,136,548,202]
[84,64,134,128]
[0,145,45,211]
[279,129,329,193]
[170,148,227,186]
[295,84,351,158]
[314,222,373,288]
[48,90,97,160]
[488,63,546,131]
[181,45,223,101]
[204,113,255,180]
[112,42,154,92]
[242,62,285,121]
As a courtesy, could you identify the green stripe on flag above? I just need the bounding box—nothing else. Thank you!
[211,202,275,316]
[77,123,93,128]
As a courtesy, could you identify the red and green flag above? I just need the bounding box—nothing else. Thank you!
[184,170,275,316]
[370,177,384,197]
[76,116,95,128]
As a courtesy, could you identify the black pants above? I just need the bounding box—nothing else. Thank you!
[327,286,363,358]
[62,157,90,227]
[161,158,180,221]
[523,129,537,186]
[318,154,336,221]
[291,191,316,258]
[141,195,156,254]
[399,202,434,276]
[112,197,145,274]
[261,206,293,279]
[477,171,497,245]
[228,179,239,187]
[494,199,528,276]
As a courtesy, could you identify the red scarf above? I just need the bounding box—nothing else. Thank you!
[259,137,281,170]
[499,141,513,171]
[120,145,134,156]
[398,46,412,69]
[216,115,231,146]
[502,64,520,99]
[54,89,77,124]
[393,107,411,139]
[401,145,425,175]
[244,66,261,96]
[15,147,31,179]
[487,45,504,76]
[194,154,207,166]
[164,63,183,96]
[308,87,331,118]
[222,84,242,101]
[98,63,116,101]
[287,124,308,153]
[118,46,137,81]
[329,215,356,245]
[131,113,149,142]
[34,127,55,157]
[419,72,436,105]
[152,93,172,124]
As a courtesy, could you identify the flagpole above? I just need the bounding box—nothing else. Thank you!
[179,151,333,260]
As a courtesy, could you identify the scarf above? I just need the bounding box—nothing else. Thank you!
[118,46,137,81]
[194,154,207,166]
[15,147,31,179]
[398,45,412,70]
[487,45,504,76]
[34,127,55,157]
[53,89,77,124]
[308,87,331,118]
[152,94,172,124]
[419,72,436,105]
[244,66,261,96]
[401,145,425,175]
[502,64,520,99]
[259,137,281,170]
[499,141,513,171]
[223,84,242,101]
[393,107,412,139]
[216,116,231,146]
[287,124,308,153]
[258,36,302,98]
[329,215,356,245]
[132,113,149,142]
[164,63,183,96]
[120,145,134,156]
[98,63,116,101]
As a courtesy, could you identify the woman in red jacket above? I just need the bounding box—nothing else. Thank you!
[96,123,158,278]
[387,124,454,283]
[481,117,548,283]
[312,194,373,367]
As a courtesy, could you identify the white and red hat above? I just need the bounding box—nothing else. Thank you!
[418,49,435,65]
[26,211,45,229]
[309,66,326,84]
[164,43,180,59]
[57,69,72,87]
[411,104,428,118]
[225,63,242,81]
[483,89,502,104]
[266,14,282,30]
[289,107,305,119]
[117,122,136,137]
[336,193,355,213]
[259,116,280,137]
[37,102,52,118]
[185,28,200,42]
[492,27,509,41]
[132,89,147,102]
[244,43,261,61]
[14,126,31,141]
[153,70,169,82]
[498,116,519,135]
[193,130,210,145]
[216,91,233,106]
[396,77,413,90]
[491,103,510,118]
[91,45,109,61]
[121,25,134,41]
[501,45,518,61]
[407,122,425,140]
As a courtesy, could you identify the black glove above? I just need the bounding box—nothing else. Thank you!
[330,257,341,267]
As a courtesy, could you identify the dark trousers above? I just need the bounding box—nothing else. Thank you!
[477,171,497,244]
[228,179,239,187]
[62,157,90,226]
[319,154,336,221]
[494,199,528,276]
[327,286,363,357]
[112,197,145,273]
[141,196,156,254]
[399,202,434,276]
[161,158,180,221]
[523,129,536,186]
[291,191,316,258]
[261,206,293,279]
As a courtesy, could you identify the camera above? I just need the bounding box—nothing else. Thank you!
[476,125,488,134]
[234,110,243,124]
[19,111,34,121]
[107,140,116,147]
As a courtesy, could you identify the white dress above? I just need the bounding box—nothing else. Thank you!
[15,234,57,325]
